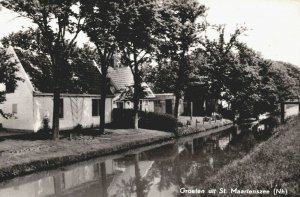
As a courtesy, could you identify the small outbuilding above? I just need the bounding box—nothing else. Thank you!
[0,46,114,132]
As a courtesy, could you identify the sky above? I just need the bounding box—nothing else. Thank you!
[0,0,299,66]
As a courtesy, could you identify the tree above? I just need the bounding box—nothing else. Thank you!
[116,0,157,129]
[1,28,46,52]
[0,48,22,118]
[156,0,206,118]
[80,0,121,134]
[1,0,84,140]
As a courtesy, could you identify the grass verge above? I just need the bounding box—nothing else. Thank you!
[202,116,300,196]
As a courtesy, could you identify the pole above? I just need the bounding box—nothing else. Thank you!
[280,102,285,124]
[190,102,193,121]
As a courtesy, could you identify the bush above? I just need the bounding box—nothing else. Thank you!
[112,108,179,133]
[37,117,51,138]
[139,111,178,133]
[112,108,135,128]
[215,114,222,120]
[203,116,211,122]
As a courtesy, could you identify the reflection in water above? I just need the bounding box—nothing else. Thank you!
[0,124,272,197]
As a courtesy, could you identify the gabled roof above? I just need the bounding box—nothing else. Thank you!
[12,47,110,95]
[107,66,134,91]
[107,66,155,100]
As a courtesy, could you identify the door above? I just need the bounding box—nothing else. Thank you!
[166,99,172,114]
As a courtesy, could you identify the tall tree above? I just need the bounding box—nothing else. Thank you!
[1,0,84,139]
[157,0,206,118]
[0,49,22,118]
[80,0,121,134]
[116,0,157,129]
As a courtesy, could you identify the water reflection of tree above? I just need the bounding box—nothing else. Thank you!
[114,154,151,197]
[100,162,108,197]
[145,127,261,193]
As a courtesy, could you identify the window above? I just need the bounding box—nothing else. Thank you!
[116,102,124,109]
[92,99,101,116]
[12,104,17,114]
[154,100,161,107]
[59,99,64,118]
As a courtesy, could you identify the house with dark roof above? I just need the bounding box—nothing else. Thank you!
[0,46,114,132]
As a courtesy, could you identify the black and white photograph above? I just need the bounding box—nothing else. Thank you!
[0,0,299,196]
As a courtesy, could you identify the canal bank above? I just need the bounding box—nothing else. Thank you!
[202,115,300,196]
[0,119,232,181]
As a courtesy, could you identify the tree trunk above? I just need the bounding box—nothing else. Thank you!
[133,54,139,129]
[99,70,107,134]
[99,93,106,134]
[174,94,180,118]
[52,53,61,140]
[52,87,60,140]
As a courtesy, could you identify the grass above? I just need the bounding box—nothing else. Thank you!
[0,128,173,181]
[202,116,300,196]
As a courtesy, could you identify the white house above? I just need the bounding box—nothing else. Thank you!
[0,46,113,132]
[108,66,156,112]
[107,66,185,115]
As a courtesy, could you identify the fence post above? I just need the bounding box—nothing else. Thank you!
[280,102,285,124]
[190,101,193,121]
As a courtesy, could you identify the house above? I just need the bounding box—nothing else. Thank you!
[107,66,184,115]
[154,93,184,115]
[0,46,114,132]
[108,66,156,112]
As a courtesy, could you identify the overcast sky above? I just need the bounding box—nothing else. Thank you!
[0,0,299,66]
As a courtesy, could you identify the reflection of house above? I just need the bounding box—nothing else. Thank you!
[0,46,113,132]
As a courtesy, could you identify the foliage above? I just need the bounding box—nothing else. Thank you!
[37,117,51,137]
[153,0,206,117]
[1,28,47,52]
[116,0,158,129]
[139,111,178,133]
[80,0,124,133]
[193,25,300,119]
[112,108,179,133]
[144,62,176,93]
[0,0,85,139]
[0,48,22,118]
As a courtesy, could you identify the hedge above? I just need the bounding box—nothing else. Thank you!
[112,108,179,133]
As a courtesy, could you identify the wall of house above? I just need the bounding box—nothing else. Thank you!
[140,99,154,112]
[0,46,35,131]
[33,96,113,131]
[112,98,154,112]
[154,94,184,115]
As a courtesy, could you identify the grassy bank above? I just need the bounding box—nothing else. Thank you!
[203,116,300,196]
[0,129,173,181]
[177,118,232,136]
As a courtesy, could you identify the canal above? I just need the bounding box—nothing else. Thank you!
[0,122,273,197]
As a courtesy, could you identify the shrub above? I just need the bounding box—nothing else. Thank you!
[37,117,51,138]
[203,116,211,122]
[216,114,223,120]
[139,111,178,133]
[112,108,179,133]
[112,108,135,128]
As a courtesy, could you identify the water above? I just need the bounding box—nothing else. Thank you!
[0,124,272,197]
